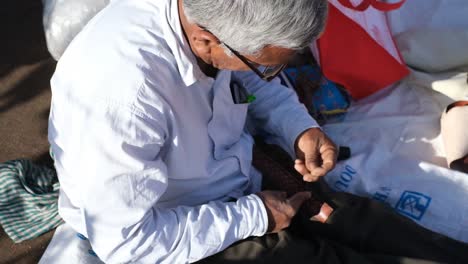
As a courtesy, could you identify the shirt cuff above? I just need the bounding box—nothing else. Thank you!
[236,194,268,238]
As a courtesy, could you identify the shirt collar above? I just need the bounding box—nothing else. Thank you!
[166,0,207,86]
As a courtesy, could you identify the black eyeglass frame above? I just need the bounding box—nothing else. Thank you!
[222,43,286,82]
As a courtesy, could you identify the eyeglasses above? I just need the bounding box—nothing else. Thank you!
[223,43,286,82]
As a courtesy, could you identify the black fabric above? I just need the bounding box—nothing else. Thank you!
[300,191,468,263]
[198,229,444,264]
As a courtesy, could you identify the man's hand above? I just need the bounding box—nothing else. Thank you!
[294,127,337,182]
[256,191,311,233]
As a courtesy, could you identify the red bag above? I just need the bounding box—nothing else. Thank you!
[314,0,410,100]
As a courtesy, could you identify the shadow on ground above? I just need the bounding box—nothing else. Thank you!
[0,1,57,263]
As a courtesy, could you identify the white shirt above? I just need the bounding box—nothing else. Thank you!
[48,0,318,262]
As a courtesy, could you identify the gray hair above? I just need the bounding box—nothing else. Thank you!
[182,0,328,56]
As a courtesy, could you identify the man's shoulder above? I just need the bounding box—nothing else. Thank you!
[59,0,172,70]
[53,0,179,107]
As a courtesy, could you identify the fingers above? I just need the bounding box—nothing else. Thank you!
[286,191,311,216]
[294,159,308,175]
[259,190,312,233]
[304,152,329,179]
[309,167,327,180]
[320,144,337,172]
[304,152,320,173]
[305,147,337,176]
[295,161,320,182]
[297,139,338,180]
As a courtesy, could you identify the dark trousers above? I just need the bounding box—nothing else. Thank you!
[198,189,468,264]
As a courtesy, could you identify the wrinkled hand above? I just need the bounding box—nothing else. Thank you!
[294,127,337,182]
[256,191,311,233]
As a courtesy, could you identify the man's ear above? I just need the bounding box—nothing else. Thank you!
[191,29,220,63]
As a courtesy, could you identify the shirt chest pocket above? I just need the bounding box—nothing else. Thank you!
[207,76,249,157]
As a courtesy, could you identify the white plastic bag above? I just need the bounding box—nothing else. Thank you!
[39,224,104,264]
[323,82,468,242]
[385,0,468,101]
[42,0,109,60]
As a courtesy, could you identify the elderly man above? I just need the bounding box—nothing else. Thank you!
[48,0,468,263]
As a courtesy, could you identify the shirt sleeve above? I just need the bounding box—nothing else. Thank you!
[234,71,320,155]
[49,91,268,263]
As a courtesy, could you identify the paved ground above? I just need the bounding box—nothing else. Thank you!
[0,1,56,263]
